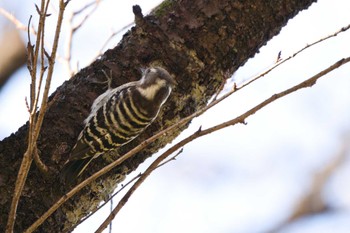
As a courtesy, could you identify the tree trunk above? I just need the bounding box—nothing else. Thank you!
[0,0,316,231]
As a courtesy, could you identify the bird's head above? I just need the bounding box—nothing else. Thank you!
[138,67,176,102]
[140,67,176,87]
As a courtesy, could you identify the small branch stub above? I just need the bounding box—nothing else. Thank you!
[132,5,144,26]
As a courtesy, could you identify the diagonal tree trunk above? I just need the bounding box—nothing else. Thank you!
[0,0,316,231]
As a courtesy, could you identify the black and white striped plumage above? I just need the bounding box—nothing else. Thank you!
[61,67,175,180]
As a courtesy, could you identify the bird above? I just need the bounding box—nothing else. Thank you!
[60,67,175,181]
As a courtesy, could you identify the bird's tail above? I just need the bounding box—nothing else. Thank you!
[60,157,93,183]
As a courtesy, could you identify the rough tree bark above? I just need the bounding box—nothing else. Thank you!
[0,0,317,232]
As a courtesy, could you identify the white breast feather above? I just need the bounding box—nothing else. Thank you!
[137,79,166,100]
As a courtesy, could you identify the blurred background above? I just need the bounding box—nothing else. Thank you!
[1,0,350,232]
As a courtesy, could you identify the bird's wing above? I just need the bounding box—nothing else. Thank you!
[68,136,95,160]
[60,136,101,181]
[61,80,141,181]
[60,156,94,182]
[85,81,139,124]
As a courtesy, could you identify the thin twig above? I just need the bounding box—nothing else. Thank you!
[5,0,48,231]
[91,0,167,61]
[6,1,68,232]
[292,24,350,58]
[268,133,350,233]
[33,145,49,174]
[109,197,113,233]
[211,81,226,102]
[62,0,101,76]
[32,0,50,126]
[25,97,31,113]
[91,24,132,61]
[95,150,184,232]
[231,22,350,91]
[33,0,66,139]
[5,151,34,233]
[72,1,100,32]
[92,9,157,62]
[31,0,53,174]
[63,12,74,76]
[67,173,141,231]
[276,51,282,63]
[73,0,100,16]
[95,56,350,232]
[0,6,60,61]
[156,148,183,168]
[26,16,34,74]
[0,8,37,35]
[95,148,183,232]
[70,148,180,230]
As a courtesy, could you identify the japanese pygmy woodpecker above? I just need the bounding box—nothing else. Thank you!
[61,67,175,180]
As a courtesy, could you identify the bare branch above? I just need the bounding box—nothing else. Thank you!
[73,0,100,16]
[62,12,74,76]
[92,23,133,61]
[290,23,350,59]
[62,0,101,76]
[5,0,68,232]
[33,0,66,140]
[33,145,49,175]
[5,151,34,233]
[237,22,350,90]
[67,173,141,232]
[95,148,183,232]
[72,1,100,32]
[156,148,183,168]
[268,133,350,233]
[0,8,36,35]
[5,0,48,229]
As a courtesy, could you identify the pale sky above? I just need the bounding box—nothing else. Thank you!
[1,0,350,233]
